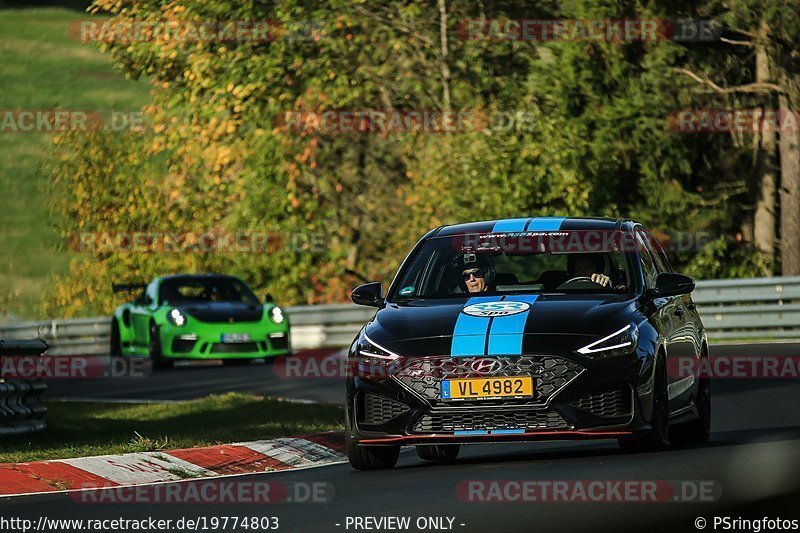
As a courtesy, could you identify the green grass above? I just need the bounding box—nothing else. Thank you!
[0,6,150,319]
[0,393,344,463]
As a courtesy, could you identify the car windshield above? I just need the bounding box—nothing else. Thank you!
[390,231,636,301]
[158,277,259,305]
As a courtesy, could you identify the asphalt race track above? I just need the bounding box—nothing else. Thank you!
[44,348,348,404]
[4,343,800,532]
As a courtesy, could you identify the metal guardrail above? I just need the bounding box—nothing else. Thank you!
[0,317,112,356]
[286,304,374,349]
[692,276,800,339]
[0,306,375,355]
[0,276,799,353]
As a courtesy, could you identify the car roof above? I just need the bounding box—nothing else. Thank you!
[433,216,640,237]
[153,273,244,284]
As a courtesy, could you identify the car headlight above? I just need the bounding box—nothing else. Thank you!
[353,334,402,378]
[167,308,187,327]
[269,306,285,324]
[577,323,639,357]
[356,334,400,362]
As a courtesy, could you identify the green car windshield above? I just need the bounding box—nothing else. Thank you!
[390,232,636,300]
[159,277,260,305]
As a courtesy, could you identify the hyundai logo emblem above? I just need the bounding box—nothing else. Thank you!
[470,358,502,375]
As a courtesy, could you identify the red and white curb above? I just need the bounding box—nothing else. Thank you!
[0,432,345,497]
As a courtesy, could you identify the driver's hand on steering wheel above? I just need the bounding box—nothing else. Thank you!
[590,273,611,287]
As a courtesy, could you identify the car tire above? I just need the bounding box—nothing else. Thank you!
[619,355,669,453]
[670,375,711,445]
[148,322,173,370]
[346,426,399,470]
[416,444,460,462]
[110,320,122,357]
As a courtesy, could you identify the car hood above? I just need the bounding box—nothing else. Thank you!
[175,302,264,323]
[364,294,640,357]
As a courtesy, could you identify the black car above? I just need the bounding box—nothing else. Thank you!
[345,217,710,470]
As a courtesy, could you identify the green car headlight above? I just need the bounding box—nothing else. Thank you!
[167,308,187,327]
[269,306,285,324]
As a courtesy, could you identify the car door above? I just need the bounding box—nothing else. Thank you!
[639,230,695,411]
[646,232,702,407]
[635,230,683,408]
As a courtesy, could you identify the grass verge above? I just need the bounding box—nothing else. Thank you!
[0,6,150,318]
[0,393,343,463]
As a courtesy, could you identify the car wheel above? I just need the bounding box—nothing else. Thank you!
[148,322,173,370]
[670,374,711,445]
[110,320,122,357]
[346,426,399,470]
[416,444,460,462]
[619,355,669,453]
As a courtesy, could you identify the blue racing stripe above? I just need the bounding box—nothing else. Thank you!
[451,296,503,357]
[491,429,525,435]
[525,217,565,231]
[492,218,530,232]
[507,294,541,304]
[455,430,489,436]
[487,294,539,356]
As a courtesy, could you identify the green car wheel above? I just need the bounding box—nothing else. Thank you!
[149,322,172,370]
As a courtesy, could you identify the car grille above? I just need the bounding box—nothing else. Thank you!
[360,393,410,425]
[210,342,259,354]
[412,409,568,433]
[171,339,197,353]
[571,388,631,418]
[394,355,583,406]
[269,335,289,351]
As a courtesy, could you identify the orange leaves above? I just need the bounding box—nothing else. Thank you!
[297,145,313,163]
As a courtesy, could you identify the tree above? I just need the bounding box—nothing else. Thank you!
[677,2,800,274]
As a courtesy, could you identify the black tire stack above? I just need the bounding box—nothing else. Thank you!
[0,339,48,436]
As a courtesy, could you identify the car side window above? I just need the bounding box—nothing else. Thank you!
[146,283,158,306]
[636,232,658,289]
[641,230,671,273]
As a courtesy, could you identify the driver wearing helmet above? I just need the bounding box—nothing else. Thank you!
[567,253,612,287]
[454,253,494,293]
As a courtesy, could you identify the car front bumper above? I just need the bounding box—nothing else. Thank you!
[159,322,291,359]
[346,350,656,446]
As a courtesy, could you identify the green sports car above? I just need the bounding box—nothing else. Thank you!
[110,274,290,368]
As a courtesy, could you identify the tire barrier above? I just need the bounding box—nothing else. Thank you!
[0,339,48,436]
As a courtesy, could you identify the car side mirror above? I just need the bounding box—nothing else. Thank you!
[263,292,274,303]
[351,282,383,307]
[652,272,695,297]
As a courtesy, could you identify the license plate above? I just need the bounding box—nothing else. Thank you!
[441,376,533,401]
[220,333,251,343]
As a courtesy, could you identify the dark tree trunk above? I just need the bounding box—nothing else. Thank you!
[779,94,800,275]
